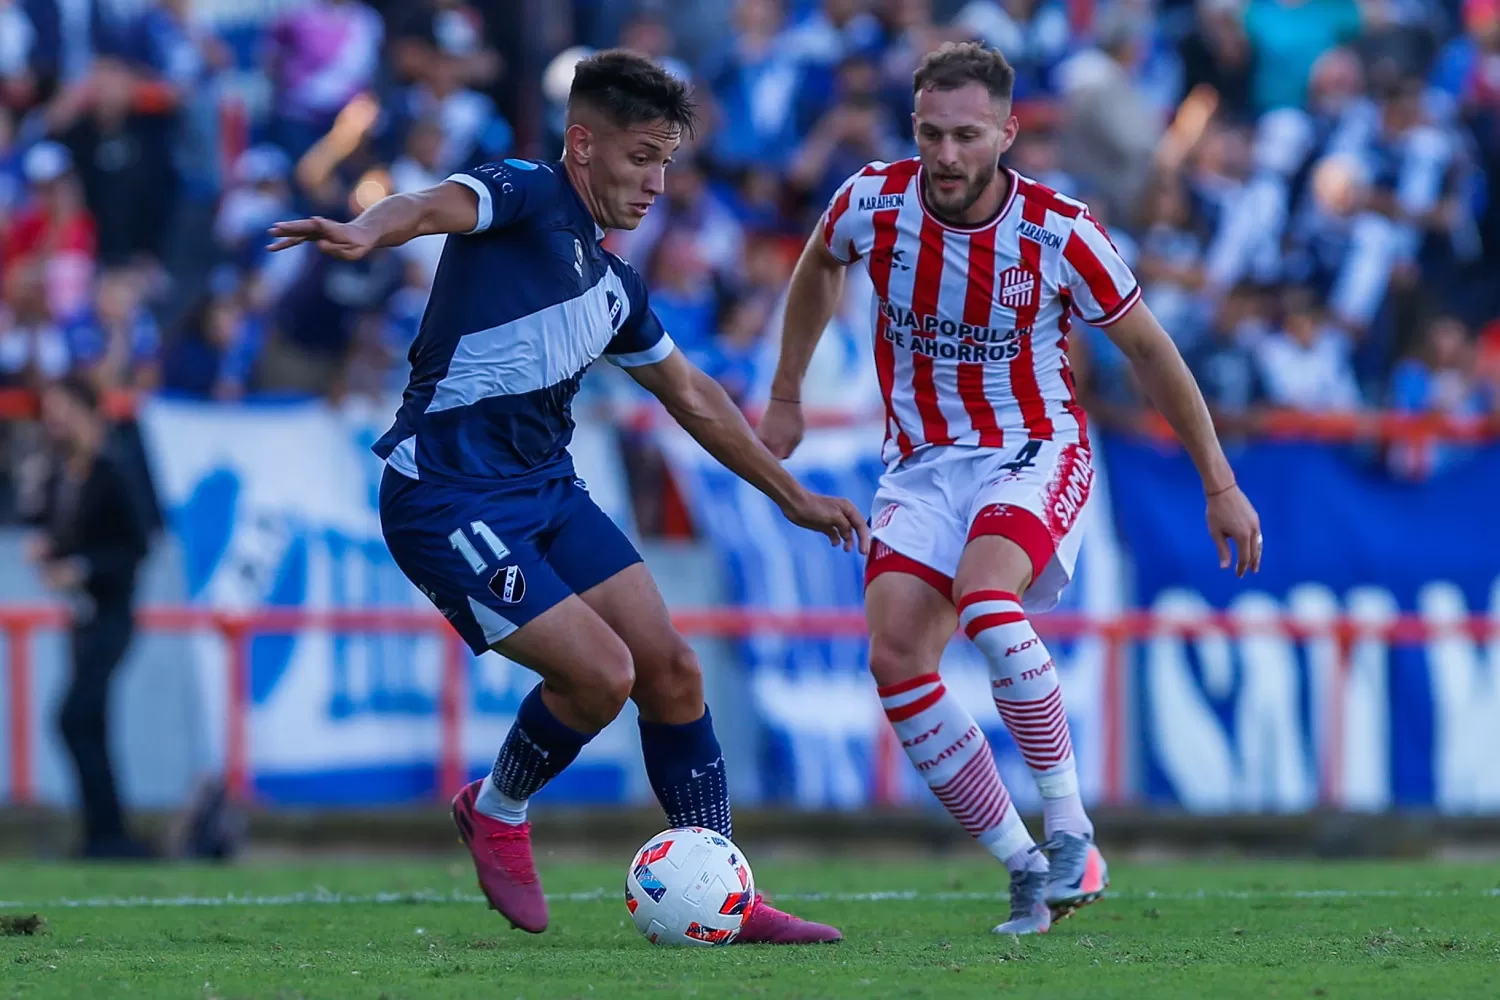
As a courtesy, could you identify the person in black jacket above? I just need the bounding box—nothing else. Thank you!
[21,374,152,859]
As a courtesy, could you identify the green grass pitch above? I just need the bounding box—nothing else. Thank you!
[2,854,1498,998]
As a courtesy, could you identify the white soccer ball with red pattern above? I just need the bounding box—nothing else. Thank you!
[624,827,756,947]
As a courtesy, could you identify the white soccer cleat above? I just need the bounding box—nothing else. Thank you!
[992,868,1052,935]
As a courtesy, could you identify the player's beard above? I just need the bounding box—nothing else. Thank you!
[926,159,1000,222]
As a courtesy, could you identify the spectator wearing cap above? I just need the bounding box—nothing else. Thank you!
[265,0,384,159]
[3,140,96,320]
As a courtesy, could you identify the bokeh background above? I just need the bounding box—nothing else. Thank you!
[0,0,1497,850]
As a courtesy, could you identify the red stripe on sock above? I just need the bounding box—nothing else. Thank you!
[877,673,943,698]
[955,589,1021,613]
[963,612,1025,639]
[884,684,946,722]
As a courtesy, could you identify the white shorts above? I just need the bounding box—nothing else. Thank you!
[865,440,1094,612]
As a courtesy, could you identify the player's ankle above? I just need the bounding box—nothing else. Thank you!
[475,774,528,825]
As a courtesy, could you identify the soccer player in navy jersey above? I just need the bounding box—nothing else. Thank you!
[269,51,862,943]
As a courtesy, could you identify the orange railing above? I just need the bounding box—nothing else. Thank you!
[3,605,1497,811]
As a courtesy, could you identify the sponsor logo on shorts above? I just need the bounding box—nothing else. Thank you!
[489,565,527,605]
[874,503,899,530]
[1043,444,1093,539]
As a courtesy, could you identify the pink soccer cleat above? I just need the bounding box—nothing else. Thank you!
[733,894,843,945]
[451,779,548,933]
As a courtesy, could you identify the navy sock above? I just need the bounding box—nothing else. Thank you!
[639,707,733,840]
[491,684,592,803]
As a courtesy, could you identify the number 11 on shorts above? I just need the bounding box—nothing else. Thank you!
[449,520,511,574]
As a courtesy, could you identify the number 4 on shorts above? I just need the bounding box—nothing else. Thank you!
[999,440,1042,475]
[449,520,511,574]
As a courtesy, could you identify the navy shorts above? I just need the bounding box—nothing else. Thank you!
[379,468,643,653]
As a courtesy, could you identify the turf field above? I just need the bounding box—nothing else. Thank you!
[1,855,1497,999]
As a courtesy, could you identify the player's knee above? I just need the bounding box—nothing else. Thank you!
[868,632,930,688]
[571,637,636,730]
[633,640,704,718]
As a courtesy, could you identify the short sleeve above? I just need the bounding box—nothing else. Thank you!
[604,261,676,367]
[1059,211,1142,327]
[819,168,866,264]
[446,158,560,235]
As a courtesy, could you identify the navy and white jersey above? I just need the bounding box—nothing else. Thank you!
[372,158,674,489]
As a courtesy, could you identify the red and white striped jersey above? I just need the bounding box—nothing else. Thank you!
[820,158,1140,464]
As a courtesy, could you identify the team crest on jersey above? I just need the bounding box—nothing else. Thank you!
[573,239,584,277]
[605,290,625,331]
[489,565,526,605]
[998,266,1039,309]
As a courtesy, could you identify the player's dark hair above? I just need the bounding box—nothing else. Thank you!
[912,42,1015,104]
[568,49,698,137]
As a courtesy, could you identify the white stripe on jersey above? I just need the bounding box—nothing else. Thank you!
[427,266,628,412]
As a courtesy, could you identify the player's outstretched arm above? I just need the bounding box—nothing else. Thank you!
[629,349,869,554]
[266,181,482,259]
[758,230,848,459]
[1104,301,1264,577]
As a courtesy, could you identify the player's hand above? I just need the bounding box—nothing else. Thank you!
[757,397,805,459]
[781,490,870,554]
[1206,484,1262,577]
[267,217,378,259]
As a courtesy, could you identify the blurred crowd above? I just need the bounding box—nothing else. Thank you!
[0,0,1494,478]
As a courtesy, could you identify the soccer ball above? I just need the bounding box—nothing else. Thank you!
[625,827,756,946]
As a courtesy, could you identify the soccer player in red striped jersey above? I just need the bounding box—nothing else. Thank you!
[760,42,1264,935]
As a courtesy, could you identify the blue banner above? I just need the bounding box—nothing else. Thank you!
[1103,433,1500,813]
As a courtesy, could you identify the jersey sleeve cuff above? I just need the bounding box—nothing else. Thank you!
[606,333,676,368]
[446,173,493,234]
[1077,283,1142,327]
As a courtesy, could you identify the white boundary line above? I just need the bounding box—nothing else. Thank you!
[1,887,1497,910]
